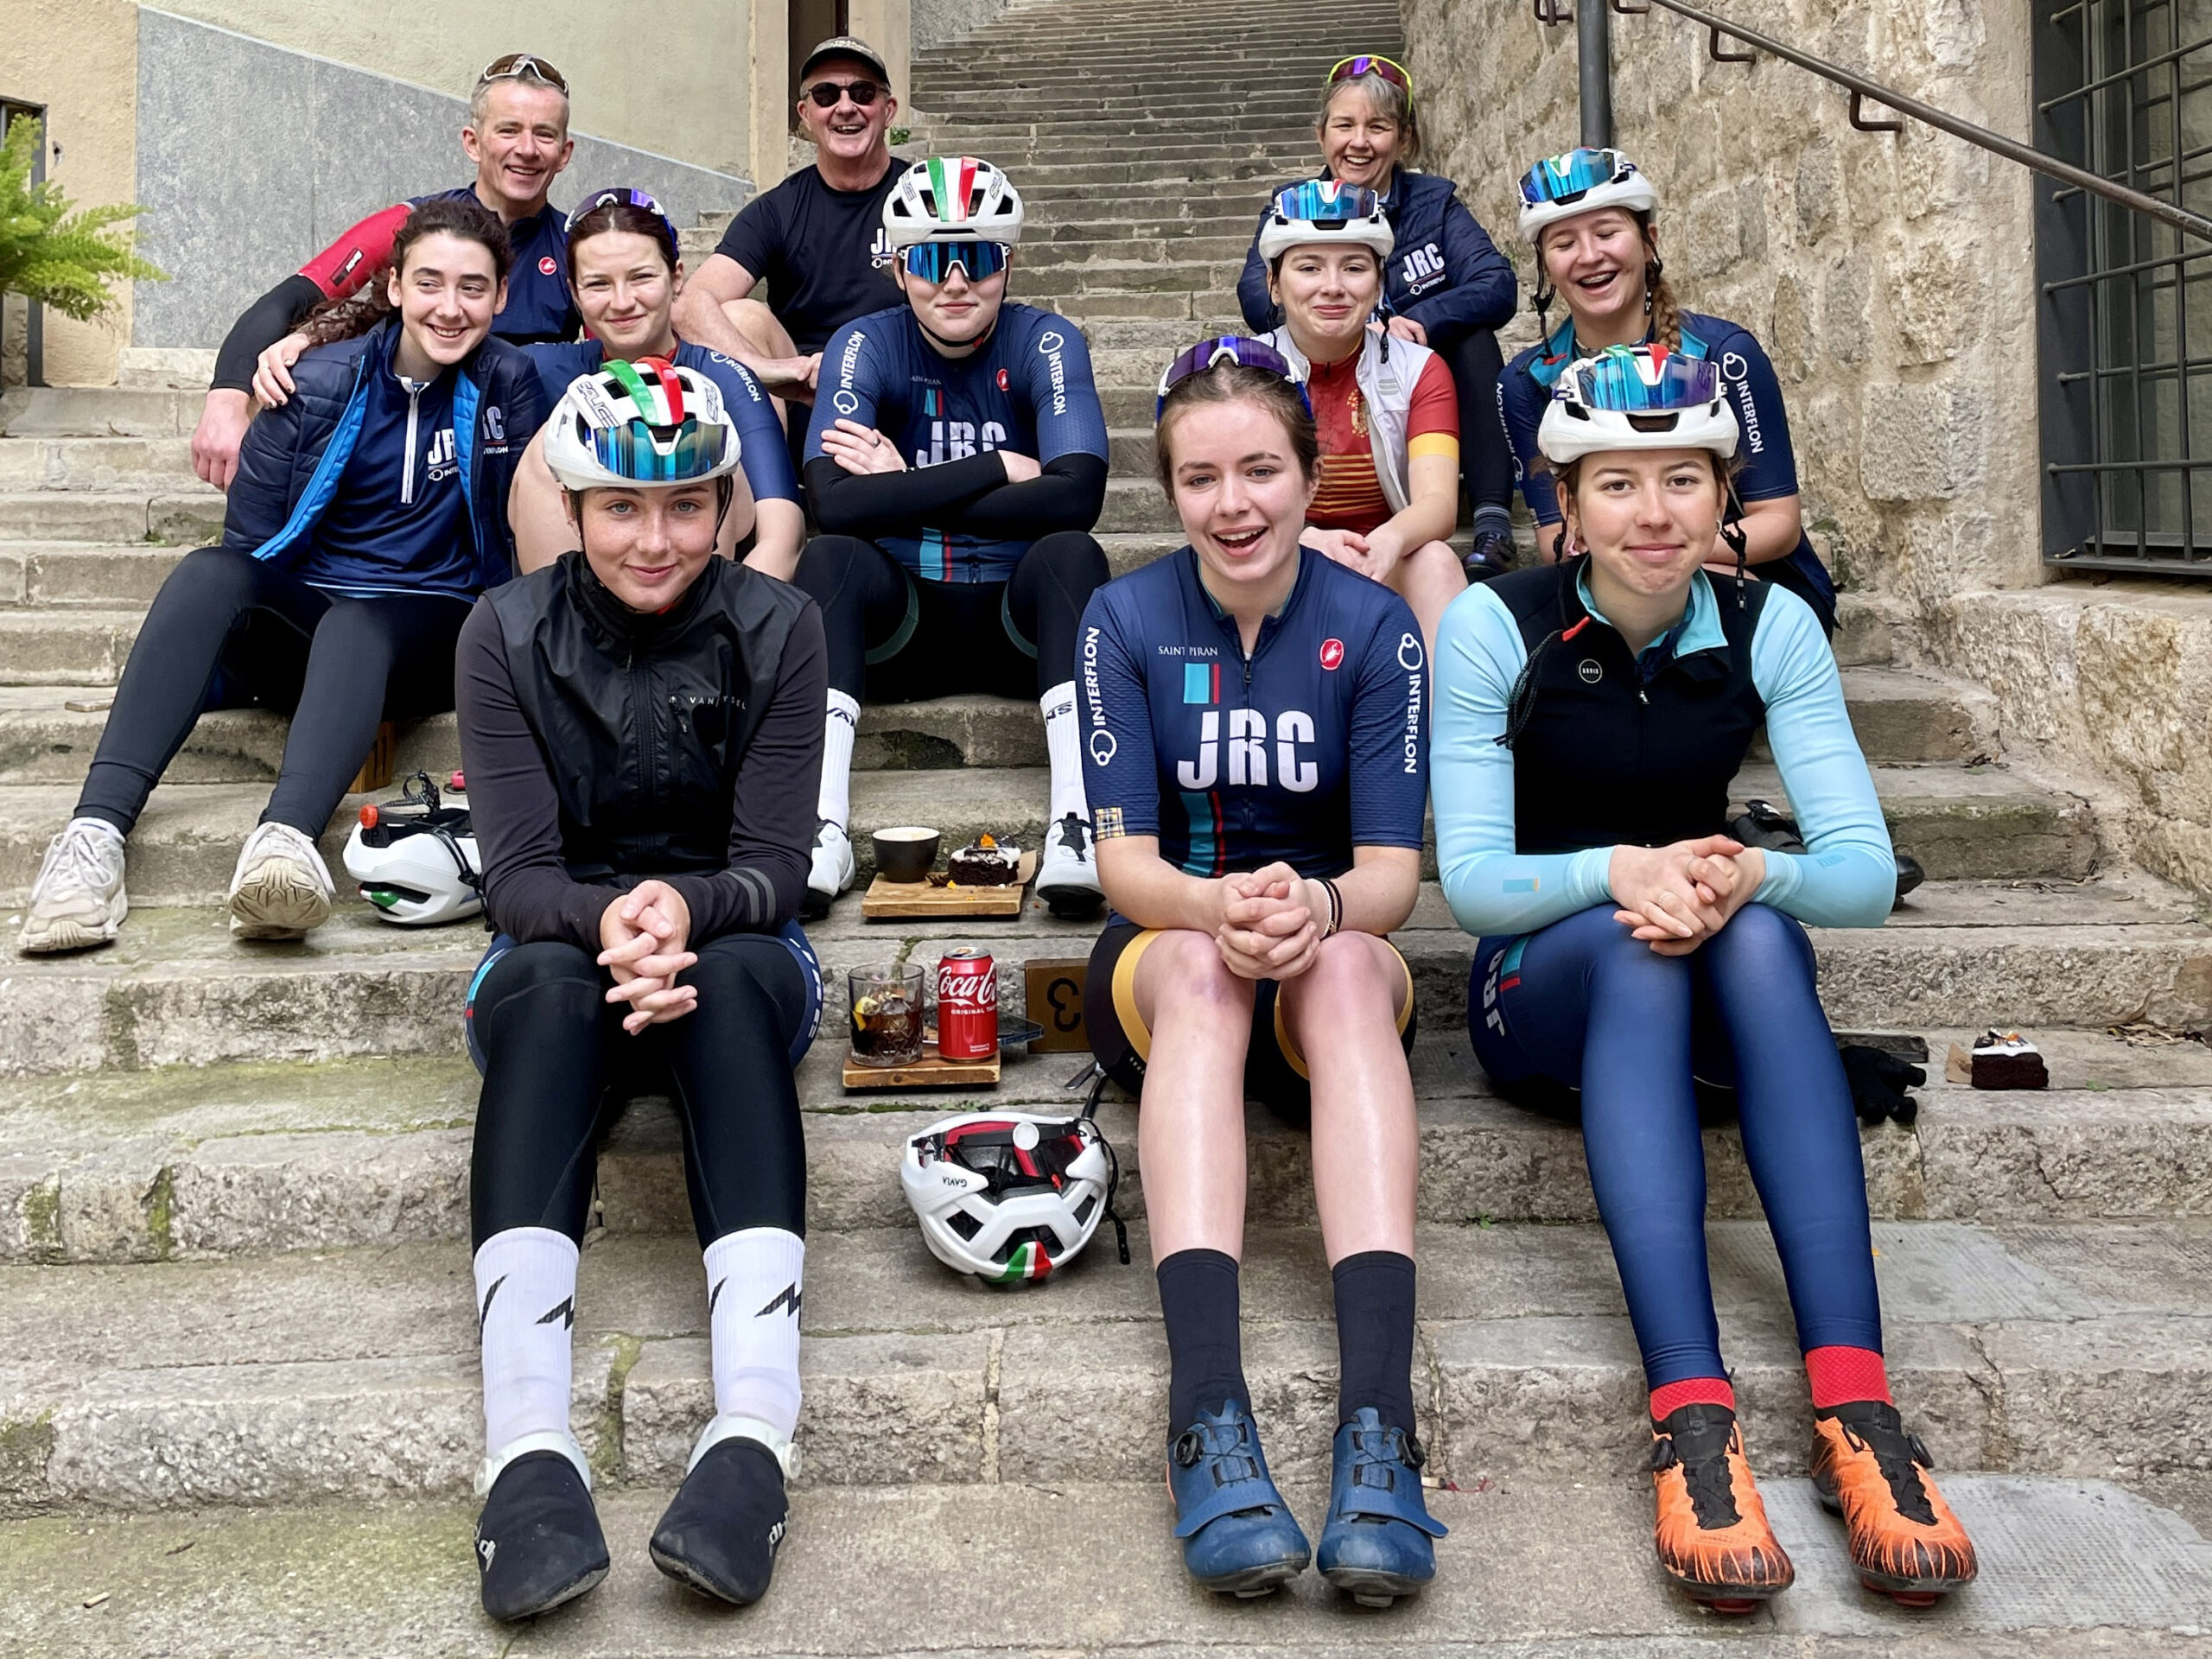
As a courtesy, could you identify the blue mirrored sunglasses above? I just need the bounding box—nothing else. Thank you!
[1155,336,1313,421]
[1563,347,1723,414]
[899,240,1010,283]
[1518,147,1630,208]
[1271,181,1383,226]
[584,417,732,483]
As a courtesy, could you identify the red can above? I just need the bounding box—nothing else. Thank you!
[936,948,999,1060]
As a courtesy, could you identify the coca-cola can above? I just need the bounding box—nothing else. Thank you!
[936,948,998,1061]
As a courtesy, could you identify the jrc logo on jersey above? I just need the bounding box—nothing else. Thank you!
[425,427,459,483]
[917,420,1009,466]
[1401,241,1446,295]
[1319,638,1345,671]
[1175,709,1319,791]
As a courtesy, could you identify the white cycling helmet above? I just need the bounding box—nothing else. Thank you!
[543,357,743,493]
[1256,180,1395,264]
[342,772,483,926]
[883,156,1025,249]
[1537,345,1740,466]
[899,1110,1123,1284]
[1516,146,1660,245]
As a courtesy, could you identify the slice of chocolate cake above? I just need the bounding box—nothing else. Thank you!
[947,834,1022,886]
[1969,1030,2049,1090]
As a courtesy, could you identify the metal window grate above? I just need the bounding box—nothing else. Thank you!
[2037,1,2212,573]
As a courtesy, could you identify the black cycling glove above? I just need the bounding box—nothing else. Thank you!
[1840,1045,1923,1127]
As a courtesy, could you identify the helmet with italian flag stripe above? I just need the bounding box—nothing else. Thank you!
[899,1109,1119,1284]
[883,155,1025,249]
[542,357,744,492]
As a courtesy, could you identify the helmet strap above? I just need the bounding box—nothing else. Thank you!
[915,309,998,358]
[1720,482,1751,609]
[1532,273,1555,342]
[1643,255,1664,318]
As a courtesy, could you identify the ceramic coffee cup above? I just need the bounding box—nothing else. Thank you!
[872,825,941,883]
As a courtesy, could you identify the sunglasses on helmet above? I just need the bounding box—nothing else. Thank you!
[477,53,569,95]
[1269,181,1384,226]
[583,416,732,483]
[1155,336,1313,421]
[804,77,884,107]
[1519,147,1639,210]
[899,240,1010,283]
[1326,54,1414,101]
[1560,346,1724,415]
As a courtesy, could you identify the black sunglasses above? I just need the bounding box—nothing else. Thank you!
[804,79,884,108]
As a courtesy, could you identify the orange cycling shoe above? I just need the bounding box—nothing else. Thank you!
[1648,1402,1795,1612]
[1809,1401,1977,1605]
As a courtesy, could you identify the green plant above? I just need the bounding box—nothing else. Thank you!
[0,114,165,321]
[888,125,912,146]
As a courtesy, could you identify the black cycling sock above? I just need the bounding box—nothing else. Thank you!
[1157,1248,1249,1429]
[1332,1250,1419,1435]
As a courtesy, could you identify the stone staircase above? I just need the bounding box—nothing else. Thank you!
[3,0,2212,1650]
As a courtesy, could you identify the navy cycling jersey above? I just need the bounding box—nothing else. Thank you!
[524,340,799,505]
[305,365,468,594]
[1078,545,1429,882]
[806,302,1109,582]
[427,190,575,343]
[1497,311,1834,620]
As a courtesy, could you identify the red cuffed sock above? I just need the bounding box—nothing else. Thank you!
[1649,1376,1736,1423]
[1804,1344,1892,1410]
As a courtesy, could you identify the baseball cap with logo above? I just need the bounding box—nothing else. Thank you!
[799,35,893,87]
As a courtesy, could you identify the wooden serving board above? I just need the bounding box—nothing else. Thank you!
[861,850,1038,919]
[842,1040,1002,1090]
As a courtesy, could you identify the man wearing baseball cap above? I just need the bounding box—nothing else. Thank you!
[674,36,905,455]
[189,53,581,490]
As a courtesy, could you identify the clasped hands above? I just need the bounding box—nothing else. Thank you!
[1212,861,1330,982]
[598,880,697,1033]
[1609,837,1767,956]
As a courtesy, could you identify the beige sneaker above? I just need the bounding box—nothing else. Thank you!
[226,821,334,939]
[20,819,128,954]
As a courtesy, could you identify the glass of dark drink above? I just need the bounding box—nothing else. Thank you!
[849,965,925,1067]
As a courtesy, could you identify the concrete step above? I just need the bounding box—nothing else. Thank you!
[6,1217,2212,1511]
[9,1017,2212,1263]
[0,543,186,609]
[1018,234,1254,270]
[0,744,2099,908]
[13,1473,2202,1654]
[0,387,200,440]
[0,611,141,686]
[0,877,2203,1077]
[0,492,219,550]
[0,437,198,493]
[1014,263,1241,302]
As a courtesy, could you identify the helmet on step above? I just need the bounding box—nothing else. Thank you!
[342,772,483,926]
[1516,146,1659,245]
[1537,344,1739,466]
[1256,180,1395,264]
[542,357,743,493]
[899,1110,1118,1284]
[883,156,1025,249]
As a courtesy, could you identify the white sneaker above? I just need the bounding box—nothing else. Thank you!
[804,820,855,918]
[227,820,335,939]
[19,819,128,954]
[1036,814,1103,919]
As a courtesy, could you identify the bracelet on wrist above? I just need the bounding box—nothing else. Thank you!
[1320,877,1344,939]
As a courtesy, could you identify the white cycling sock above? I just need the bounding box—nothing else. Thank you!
[817,690,860,832]
[704,1227,805,1442]
[67,817,125,849]
[474,1226,579,1455]
[1041,681,1087,829]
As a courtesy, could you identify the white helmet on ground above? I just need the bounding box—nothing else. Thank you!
[542,357,743,494]
[883,156,1025,248]
[1516,146,1660,245]
[1537,345,1740,467]
[1256,180,1395,264]
[342,772,482,925]
[899,1110,1123,1284]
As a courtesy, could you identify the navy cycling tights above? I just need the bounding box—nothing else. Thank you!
[1466,903,1882,1388]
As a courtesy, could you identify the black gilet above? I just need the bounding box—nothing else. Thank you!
[1491,559,1772,855]
[482,550,810,885]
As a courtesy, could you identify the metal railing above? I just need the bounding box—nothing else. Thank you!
[1533,0,2212,575]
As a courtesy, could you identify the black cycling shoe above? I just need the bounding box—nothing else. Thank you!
[1726,798,1805,855]
[474,1451,610,1623]
[650,1437,791,1606]
[1462,527,1514,585]
[1891,852,1926,907]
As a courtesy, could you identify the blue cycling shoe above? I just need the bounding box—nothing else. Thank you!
[1166,1402,1313,1596]
[1317,1408,1448,1605]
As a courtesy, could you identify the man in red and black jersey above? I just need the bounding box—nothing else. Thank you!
[190,52,581,489]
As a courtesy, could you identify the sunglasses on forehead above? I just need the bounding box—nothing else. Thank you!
[804,78,885,107]
[478,52,569,95]
[1155,336,1313,421]
[565,187,677,245]
[1326,54,1414,100]
[899,240,1010,283]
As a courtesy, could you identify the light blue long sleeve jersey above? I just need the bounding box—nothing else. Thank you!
[1430,567,1895,939]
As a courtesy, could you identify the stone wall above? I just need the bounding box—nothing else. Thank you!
[129,10,753,349]
[1402,0,2044,602]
